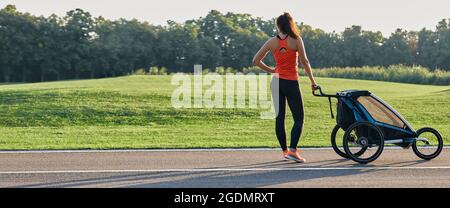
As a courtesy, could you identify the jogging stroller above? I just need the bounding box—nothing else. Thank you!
[313,86,443,164]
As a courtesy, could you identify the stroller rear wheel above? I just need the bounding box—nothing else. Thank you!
[343,122,384,164]
[412,127,443,160]
[331,125,367,159]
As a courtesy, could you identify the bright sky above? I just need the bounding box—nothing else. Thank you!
[1,0,449,36]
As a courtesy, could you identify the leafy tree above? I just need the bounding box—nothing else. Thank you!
[341,26,383,67]
[0,5,449,83]
[417,29,439,69]
[381,29,413,66]
[435,19,450,70]
[62,8,95,79]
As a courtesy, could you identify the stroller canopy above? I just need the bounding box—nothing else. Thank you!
[337,90,412,131]
[356,95,406,129]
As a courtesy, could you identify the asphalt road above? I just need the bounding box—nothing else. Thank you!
[0,148,449,188]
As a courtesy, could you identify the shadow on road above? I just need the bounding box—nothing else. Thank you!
[9,158,406,188]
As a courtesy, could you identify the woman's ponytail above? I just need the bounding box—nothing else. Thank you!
[276,12,300,39]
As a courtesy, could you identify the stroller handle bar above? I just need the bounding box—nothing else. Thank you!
[312,85,339,98]
[312,85,338,119]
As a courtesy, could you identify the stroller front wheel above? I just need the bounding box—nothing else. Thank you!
[343,122,384,164]
[412,127,443,160]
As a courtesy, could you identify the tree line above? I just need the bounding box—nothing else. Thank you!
[0,4,449,82]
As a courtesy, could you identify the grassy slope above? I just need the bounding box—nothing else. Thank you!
[0,75,449,150]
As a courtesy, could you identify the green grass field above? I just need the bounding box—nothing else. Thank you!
[0,75,449,150]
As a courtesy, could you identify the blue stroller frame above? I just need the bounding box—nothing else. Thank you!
[313,86,443,164]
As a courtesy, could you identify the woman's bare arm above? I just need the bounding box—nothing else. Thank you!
[252,39,275,73]
[297,37,318,90]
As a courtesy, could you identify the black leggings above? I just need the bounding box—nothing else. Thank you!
[271,77,305,151]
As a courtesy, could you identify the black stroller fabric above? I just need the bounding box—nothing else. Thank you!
[336,98,355,130]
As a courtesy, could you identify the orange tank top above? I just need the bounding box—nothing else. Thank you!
[273,35,299,80]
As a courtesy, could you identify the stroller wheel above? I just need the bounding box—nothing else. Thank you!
[412,127,443,160]
[343,122,384,164]
[331,125,367,159]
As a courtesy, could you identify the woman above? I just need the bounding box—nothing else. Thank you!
[252,12,318,163]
